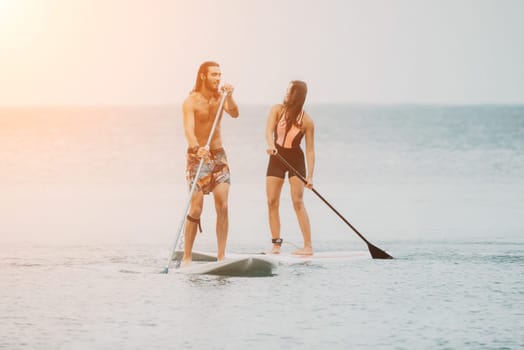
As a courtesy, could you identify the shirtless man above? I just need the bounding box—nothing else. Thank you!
[182,61,239,264]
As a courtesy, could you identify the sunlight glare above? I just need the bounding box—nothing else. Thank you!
[0,0,25,35]
[0,0,15,20]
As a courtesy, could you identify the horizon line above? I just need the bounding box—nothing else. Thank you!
[1,102,524,108]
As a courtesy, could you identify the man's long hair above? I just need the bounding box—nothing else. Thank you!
[283,80,308,131]
[192,61,220,93]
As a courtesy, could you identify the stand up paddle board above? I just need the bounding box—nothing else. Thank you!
[174,250,370,264]
[173,255,277,277]
[266,250,370,263]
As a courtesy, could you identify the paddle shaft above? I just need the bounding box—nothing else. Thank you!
[166,92,229,271]
[274,153,393,259]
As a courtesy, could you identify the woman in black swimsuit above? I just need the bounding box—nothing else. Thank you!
[265,81,315,255]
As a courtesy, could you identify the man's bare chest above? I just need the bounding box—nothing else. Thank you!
[193,101,220,122]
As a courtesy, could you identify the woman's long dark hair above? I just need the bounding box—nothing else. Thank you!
[283,80,308,132]
[192,61,220,93]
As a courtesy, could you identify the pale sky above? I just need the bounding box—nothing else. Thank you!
[1,0,523,105]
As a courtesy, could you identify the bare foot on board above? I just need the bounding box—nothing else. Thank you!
[292,247,313,256]
[271,244,281,254]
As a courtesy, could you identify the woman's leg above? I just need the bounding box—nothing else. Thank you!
[266,176,285,253]
[289,176,313,255]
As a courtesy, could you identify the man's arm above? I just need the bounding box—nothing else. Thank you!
[221,84,239,118]
[182,98,199,149]
[224,94,239,118]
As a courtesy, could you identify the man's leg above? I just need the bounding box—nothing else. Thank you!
[183,190,204,264]
[213,183,230,260]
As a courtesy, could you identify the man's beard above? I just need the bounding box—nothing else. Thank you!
[205,80,219,92]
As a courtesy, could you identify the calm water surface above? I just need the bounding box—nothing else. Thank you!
[1,241,522,349]
[1,105,523,349]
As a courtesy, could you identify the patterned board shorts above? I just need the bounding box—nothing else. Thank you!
[186,147,231,195]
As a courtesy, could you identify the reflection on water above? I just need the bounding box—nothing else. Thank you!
[187,274,235,287]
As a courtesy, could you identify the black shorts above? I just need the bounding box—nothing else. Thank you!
[266,146,306,179]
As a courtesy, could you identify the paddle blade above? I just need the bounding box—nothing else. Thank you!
[368,243,394,259]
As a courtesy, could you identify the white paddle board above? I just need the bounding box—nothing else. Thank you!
[267,250,370,264]
[174,250,370,264]
[173,250,217,262]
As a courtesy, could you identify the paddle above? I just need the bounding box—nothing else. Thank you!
[274,153,393,259]
[161,92,229,273]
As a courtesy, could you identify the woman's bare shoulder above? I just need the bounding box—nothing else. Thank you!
[271,104,284,112]
[303,111,315,128]
[268,104,284,118]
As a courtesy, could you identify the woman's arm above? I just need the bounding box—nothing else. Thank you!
[304,114,315,188]
[265,104,282,154]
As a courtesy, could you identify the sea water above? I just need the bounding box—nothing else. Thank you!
[1,105,523,349]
